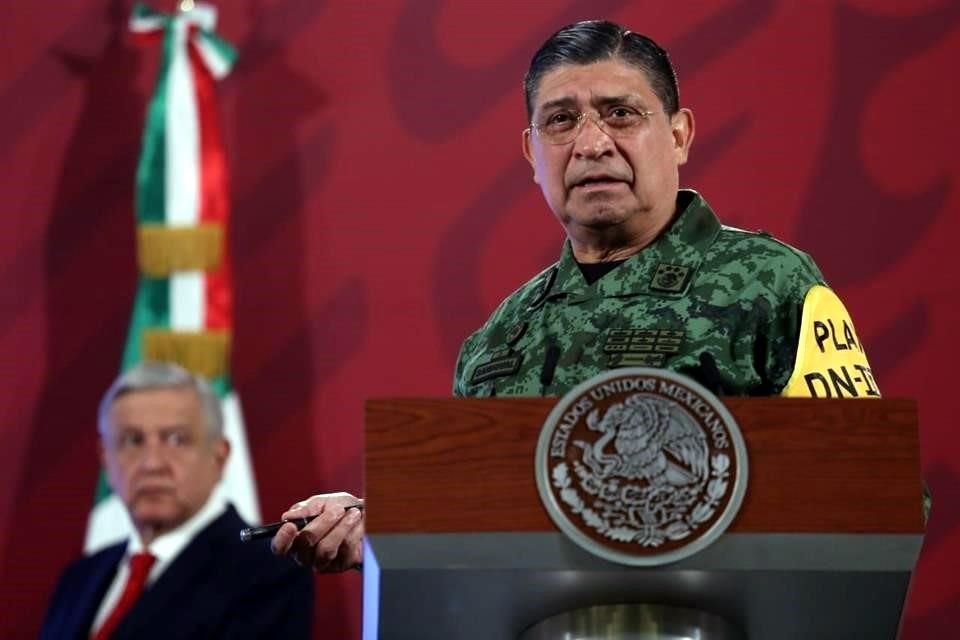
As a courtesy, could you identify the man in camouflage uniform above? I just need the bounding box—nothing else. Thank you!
[268,18,886,577]
[454,20,878,399]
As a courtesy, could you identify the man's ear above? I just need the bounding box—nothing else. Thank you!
[215,437,231,471]
[522,128,540,184]
[671,108,696,166]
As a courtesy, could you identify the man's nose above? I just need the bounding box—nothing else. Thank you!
[138,439,170,469]
[573,115,615,157]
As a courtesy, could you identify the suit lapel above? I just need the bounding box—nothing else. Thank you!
[109,507,238,639]
[69,544,127,639]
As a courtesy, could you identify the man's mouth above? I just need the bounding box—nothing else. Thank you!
[135,486,175,498]
[571,175,628,189]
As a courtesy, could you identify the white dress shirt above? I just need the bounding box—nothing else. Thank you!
[89,489,229,636]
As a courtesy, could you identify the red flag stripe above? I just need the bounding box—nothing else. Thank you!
[188,31,231,332]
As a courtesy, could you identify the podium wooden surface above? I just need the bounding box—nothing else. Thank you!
[366,397,923,535]
[363,397,923,640]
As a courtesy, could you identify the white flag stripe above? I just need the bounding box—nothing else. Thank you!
[128,16,166,33]
[84,495,133,554]
[188,3,218,31]
[170,271,205,330]
[221,392,261,524]
[165,17,200,228]
[195,38,232,80]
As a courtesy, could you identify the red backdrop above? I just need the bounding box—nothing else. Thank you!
[1,1,957,637]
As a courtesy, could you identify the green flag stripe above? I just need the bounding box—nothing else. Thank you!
[121,276,172,372]
[92,470,112,504]
[210,375,231,397]
[131,2,162,21]
[196,30,237,72]
[135,25,175,224]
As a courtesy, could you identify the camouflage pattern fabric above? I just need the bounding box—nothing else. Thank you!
[454,190,838,397]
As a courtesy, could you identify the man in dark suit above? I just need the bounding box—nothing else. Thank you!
[40,361,313,639]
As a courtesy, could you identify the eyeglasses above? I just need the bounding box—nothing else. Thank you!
[529,108,657,145]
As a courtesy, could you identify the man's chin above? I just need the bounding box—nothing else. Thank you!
[573,210,632,231]
[130,500,183,530]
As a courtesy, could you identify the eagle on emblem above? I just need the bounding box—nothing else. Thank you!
[577,394,709,487]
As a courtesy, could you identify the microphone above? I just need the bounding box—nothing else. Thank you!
[679,352,727,396]
[698,352,724,395]
[540,339,562,393]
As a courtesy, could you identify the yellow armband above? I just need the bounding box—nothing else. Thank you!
[781,285,880,398]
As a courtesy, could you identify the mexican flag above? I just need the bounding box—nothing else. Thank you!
[85,2,260,552]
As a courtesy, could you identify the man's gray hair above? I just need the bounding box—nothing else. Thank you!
[97,361,224,438]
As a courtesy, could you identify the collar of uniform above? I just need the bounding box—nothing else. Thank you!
[546,189,720,301]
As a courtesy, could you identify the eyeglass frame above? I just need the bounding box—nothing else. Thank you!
[527,108,659,145]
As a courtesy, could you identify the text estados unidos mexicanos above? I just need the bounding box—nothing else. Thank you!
[550,377,729,457]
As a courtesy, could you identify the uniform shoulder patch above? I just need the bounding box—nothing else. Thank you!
[781,285,880,398]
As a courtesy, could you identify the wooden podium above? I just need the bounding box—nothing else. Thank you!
[363,397,923,639]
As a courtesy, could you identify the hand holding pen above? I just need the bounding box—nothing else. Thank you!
[240,503,364,542]
[264,492,366,573]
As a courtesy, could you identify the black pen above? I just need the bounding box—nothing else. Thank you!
[239,503,364,543]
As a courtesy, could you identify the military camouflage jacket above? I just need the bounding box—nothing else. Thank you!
[454,190,836,397]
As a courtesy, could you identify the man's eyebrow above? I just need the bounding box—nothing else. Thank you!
[593,95,644,108]
[537,94,646,114]
[537,96,578,113]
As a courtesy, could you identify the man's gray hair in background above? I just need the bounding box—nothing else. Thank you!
[97,361,224,438]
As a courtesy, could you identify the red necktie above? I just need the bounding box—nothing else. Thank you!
[91,552,156,640]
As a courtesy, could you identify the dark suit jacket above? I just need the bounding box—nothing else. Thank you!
[39,504,313,639]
